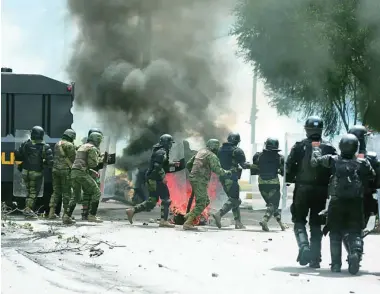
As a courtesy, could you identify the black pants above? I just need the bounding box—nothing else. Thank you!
[328,197,364,266]
[291,184,328,263]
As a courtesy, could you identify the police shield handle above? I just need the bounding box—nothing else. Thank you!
[311,142,321,147]
[107,153,116,165]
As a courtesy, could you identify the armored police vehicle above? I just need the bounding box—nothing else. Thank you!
[1,67,74,212]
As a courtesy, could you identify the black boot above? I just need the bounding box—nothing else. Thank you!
[82,205,89,220]
[346,233,363,275]
[294,223,311,266]
[309,226,323,268]
[329,232,342,272]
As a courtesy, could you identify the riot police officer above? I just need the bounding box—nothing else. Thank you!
[126,134,181,228]
[348,125,379,226]
[310,134,375,274]
[286,116,337,268]
[212,132,250,229]
[15,126,54,219]
[251,137,287,231]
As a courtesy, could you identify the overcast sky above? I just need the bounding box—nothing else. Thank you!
[1,0,307,178]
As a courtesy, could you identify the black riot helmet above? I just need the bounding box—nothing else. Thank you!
[227,132,241,146]
[339,134,359,159]
[304,116,323,140]
[348,125,368,141]
[348,125,368,152]
[88,128,103,137]
[264,137,280,151]
[159,134,174,150]
[31,126,45,140]
[62,129,76,142]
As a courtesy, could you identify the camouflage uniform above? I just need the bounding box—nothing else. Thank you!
[183,139,229,230]
[126,134,178,228]
[66,132,103,224]
[73,128,104,217]
[48,129,76,220]
[251,138,287,231]
[213,132,250,229]
[14,126,53,219]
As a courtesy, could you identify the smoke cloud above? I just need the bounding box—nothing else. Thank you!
[67,0,235,170]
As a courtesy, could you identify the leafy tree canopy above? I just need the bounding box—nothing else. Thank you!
[232,0,380,135]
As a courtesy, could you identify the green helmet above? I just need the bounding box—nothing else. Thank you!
[88,131,103,147]
[62,129,76,142]
[206,139,220,154]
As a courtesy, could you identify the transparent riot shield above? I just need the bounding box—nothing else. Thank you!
[13,129,44,197]
[249,142,266,211]
[281,132,305,224]
[366,133,380,228]
[167,141,188,216]
[99,136,117,199]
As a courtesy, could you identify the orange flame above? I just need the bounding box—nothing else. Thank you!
[165,173,218,225]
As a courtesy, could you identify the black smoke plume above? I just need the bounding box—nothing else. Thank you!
[67,0,235,170]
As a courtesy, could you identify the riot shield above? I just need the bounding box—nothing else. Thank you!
[281,132,305,224]
[166,141,188,217]
[13,129,44,197]
[249,142,266,211]
[99,136,117,200]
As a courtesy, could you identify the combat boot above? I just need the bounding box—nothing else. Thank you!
[235,220,246,229]
[211,211,222,229]
[88,214,103,223]
[23,207,38,220]
[62,214,75,225]
[48,207,57,219]
[329,234,342,272]
[183,215,197,230]
[159,219,175,228]
[126,208,135,224]
[276,217,287,231]
[347,253,360,275]
[259,218,270,232]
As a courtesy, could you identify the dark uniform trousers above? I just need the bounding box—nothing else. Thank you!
[328,197,364,266]
[291,183,328,263]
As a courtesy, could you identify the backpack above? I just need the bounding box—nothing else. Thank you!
[334,158,362,199]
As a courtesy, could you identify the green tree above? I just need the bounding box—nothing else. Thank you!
[232,0,380,134]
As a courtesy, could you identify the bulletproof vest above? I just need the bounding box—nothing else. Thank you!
[331,158,363,199]
[295,139,334,185]
[72,143,93,170]
[258,150,280,180]
[53,140,72,169]
[148,145,168,172]
[21,140,46,172]
[218,143,238,171]
[190,148,214,181]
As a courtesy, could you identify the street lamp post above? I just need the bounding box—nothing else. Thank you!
[249,72,257,184]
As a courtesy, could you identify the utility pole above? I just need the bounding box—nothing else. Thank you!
[249,71,257,184]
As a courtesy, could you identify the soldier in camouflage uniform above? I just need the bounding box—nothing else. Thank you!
[212,132,251,229]
[183,139,231,230]
[48,129,77,220]
[126,134,180,228]
[251,138,287,231]
[15,126,54,219]
[72,128,103,219]
[65,132,104,224]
